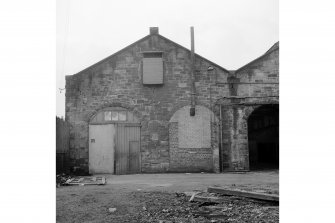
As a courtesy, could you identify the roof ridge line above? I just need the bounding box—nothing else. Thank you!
[235,41,279,73]
[156,34,230,73]
[71,34,151,76]
[70,33,231,76]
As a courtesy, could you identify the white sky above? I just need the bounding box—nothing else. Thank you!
[56,0,278,117]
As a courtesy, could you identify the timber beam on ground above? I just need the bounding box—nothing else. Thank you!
[207,187,279,202]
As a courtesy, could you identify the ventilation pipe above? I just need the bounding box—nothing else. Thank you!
[190,27,196,116]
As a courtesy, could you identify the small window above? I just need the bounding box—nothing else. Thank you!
[111,111,118,121]
[142,52,163,84]
[119,111,127,121]
[91,107,139,124]
[104,111,112,121]
[104,111,128,122]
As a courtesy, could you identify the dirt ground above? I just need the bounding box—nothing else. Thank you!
[56,171,279,223]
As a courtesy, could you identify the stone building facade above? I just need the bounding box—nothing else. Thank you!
[65,27,279,174]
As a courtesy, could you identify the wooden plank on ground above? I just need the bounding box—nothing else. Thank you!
[207,187,279,202]
[183,192,227,203]
[65,177,106,185]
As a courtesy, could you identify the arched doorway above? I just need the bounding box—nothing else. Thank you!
[248,104,279,170]
[89,107,141,174]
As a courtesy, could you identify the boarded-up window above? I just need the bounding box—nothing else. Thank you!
[142,52,163,84]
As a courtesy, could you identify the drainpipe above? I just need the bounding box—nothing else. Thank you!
[219,104,223,172]
[190,26,196,116]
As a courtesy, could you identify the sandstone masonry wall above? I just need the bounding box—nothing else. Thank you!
[66,33,229,173]
[65,31,278,173]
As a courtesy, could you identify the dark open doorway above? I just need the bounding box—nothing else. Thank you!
[248,104,279,170]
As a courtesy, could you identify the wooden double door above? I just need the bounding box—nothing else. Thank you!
[89,123,141,174]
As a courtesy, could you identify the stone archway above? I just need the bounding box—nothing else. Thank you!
[88,107,141,174]
[247,104,279,170]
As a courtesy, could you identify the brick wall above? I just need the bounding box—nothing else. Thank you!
[169,122,214,172]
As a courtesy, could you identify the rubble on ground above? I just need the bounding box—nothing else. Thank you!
[56,173,73,187]
[131,191,279,222]
[56,175,106,187]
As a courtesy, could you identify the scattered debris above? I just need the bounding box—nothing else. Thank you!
[182,191,195,197]
[56,173,74,187]
[65,176,106,186]
[203,205,229,211]
[208,187,279,202]
[131,191,278,222]
[183,191,227,203]
[198,201,220,207]
[58,186,278,222]
[108,208,117,213]
[189,191,200,202]
[191,195,224,203]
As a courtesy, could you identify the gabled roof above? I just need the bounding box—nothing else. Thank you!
[72,32,230,76]
[72,34,151,76]
[156,34,230,73]
[235,41,279,73]
[265,41,279,54]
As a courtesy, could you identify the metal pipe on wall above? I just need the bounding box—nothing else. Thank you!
[190,26,196,116]
[219,104,223,172]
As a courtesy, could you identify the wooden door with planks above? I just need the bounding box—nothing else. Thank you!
[89,108,141,175]
[115,123,141,175]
